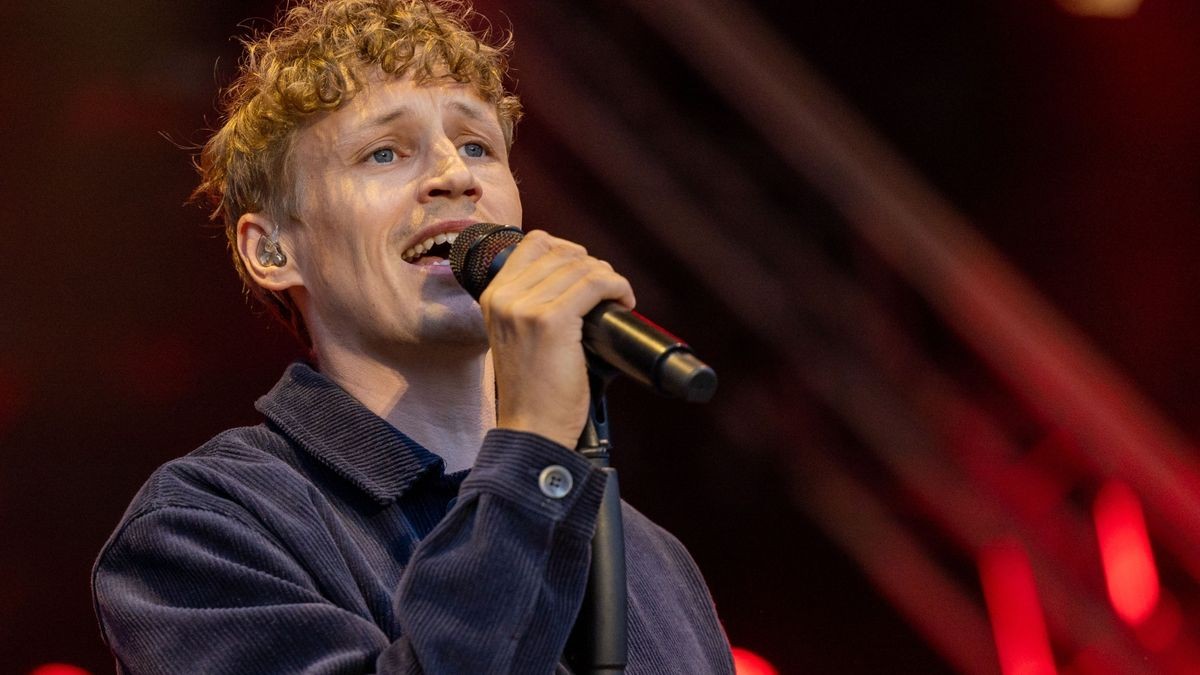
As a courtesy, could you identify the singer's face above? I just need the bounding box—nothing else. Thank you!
[283,69,522,356]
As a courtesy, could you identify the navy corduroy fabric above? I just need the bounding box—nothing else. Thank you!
[93,363,733,674]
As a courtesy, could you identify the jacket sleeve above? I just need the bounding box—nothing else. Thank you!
[93,429,607,674]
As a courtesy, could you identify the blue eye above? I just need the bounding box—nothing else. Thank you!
[370,148,395,163]
[461,142,486,158]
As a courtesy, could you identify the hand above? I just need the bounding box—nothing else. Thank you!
[479,230,636,448]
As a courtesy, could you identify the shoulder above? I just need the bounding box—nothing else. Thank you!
[621,501,684,549]
[94,424,325,582]
[619,501,735,669]
[620,501,722,618]
[620,501,701,575]
[91,427,338,652]
[115,424,312,532]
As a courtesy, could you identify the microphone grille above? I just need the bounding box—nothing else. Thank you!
[449,222,525,298]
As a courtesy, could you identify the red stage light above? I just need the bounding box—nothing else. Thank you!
[28,665,92,675]
[1093,480,1160,626]
[978,539,1058,675]
[1133,593,1182,653]
[731,646,780,675]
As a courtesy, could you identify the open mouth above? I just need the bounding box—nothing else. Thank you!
[402,231,460,265]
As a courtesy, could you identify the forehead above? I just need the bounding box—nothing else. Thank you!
[297,70,501,152]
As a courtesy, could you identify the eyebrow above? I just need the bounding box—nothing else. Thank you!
[447,100,489,122]
[334,106,413,153]
[361,106,413,132]
[356,100,489,131]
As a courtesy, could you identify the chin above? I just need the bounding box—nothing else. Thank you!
[411,304,489,349]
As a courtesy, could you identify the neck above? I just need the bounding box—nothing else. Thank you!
[315,341,496,473]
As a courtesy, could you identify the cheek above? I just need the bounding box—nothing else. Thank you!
[300,182,372,251]
[511,199,523,228]
[290,211,361,292]
[488,172,523,223]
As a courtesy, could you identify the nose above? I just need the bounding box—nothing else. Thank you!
[418,137,482,203]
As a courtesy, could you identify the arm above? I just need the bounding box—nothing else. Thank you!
[391,430,605,672]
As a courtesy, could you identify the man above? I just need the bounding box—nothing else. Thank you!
[93,0,733,672]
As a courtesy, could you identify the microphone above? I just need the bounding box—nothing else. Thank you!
[449,223,717,403]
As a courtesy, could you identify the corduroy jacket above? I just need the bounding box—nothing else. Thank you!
[93,363,733,674]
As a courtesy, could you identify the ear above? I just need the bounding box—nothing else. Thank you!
[236,212,304,292]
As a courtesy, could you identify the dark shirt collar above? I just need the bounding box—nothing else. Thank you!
[255,362,446,505]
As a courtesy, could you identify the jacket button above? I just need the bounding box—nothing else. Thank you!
[538,465,573,499]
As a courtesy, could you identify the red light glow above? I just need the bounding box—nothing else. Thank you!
[978,540,1058,675]
[1133,593,1182,653]
[732,646,780,675]
[28,665,92,675]
[1055,0,1143,18]
[1093,480,1160,626]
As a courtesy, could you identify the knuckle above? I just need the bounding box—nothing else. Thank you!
[524,230,553,247]
[513,233,550,257]
[481,287,514,317]
[593,266,627,288]
[537,231,586,255]
[586,268,613,285]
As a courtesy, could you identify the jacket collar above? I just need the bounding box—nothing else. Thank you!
[255,362,445,505]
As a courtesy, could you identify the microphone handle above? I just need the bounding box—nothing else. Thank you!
[583,302,717,403]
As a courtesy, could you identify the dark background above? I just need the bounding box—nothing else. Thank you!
[3,0,1200,673]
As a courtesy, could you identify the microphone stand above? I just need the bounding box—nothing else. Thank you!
[567,360,626,674]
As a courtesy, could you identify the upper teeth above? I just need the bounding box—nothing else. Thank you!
[403,231,459,262]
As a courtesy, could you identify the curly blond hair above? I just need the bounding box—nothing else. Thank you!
[192,0,522,340]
